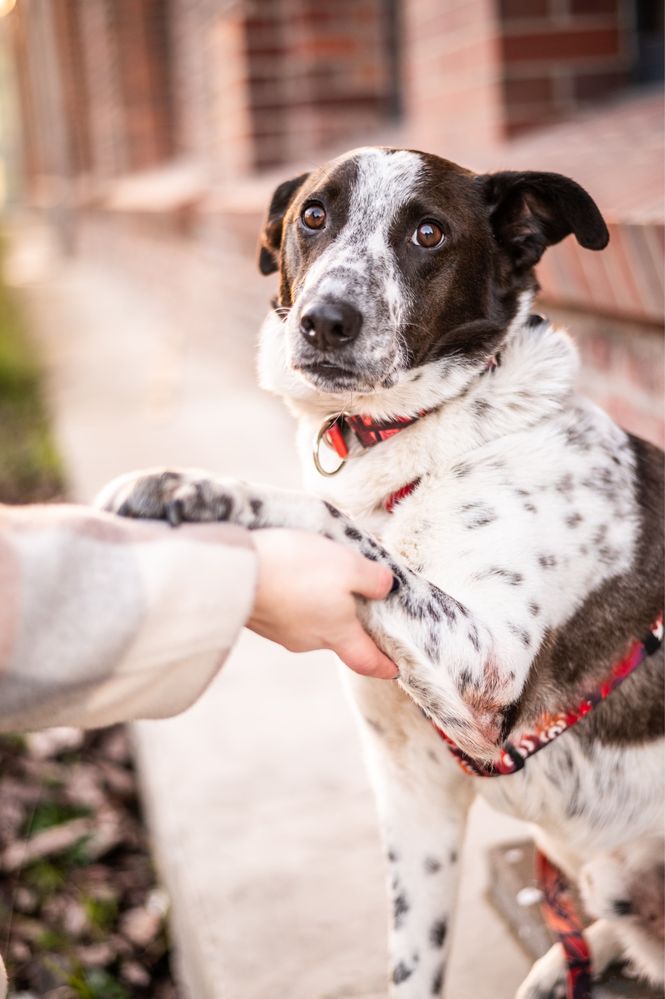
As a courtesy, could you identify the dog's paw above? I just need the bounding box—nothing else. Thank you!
[95,468,249,528]
[514,945,567,999]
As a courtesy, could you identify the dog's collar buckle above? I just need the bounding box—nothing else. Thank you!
[313,414,349,476]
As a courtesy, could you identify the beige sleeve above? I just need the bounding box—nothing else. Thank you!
[0,503,257,732]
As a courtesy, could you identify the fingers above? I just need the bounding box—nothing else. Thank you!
[336,623,399,679]
[349,552,394,601]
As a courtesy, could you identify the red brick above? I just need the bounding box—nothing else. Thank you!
[572,69,627,100]
[499,0,551,20]
[502,27,620,62]
[505,112,561,137]
[569,0,619,14]
[503,74,554,105]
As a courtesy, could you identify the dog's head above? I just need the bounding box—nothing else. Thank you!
[257,147,607,406]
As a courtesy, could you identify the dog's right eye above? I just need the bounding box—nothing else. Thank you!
[412,219,445,249]
[301,203,326,231]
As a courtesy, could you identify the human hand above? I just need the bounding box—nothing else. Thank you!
[247,529,398,679]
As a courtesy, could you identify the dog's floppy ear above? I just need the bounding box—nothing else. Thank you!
[258,172,310,276]
[478,171,609,271]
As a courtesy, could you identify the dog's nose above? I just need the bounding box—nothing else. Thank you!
[300,302,362,351]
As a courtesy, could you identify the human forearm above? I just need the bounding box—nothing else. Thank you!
[0,503,257,731]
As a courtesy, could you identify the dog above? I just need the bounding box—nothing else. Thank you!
[98,146,664,998]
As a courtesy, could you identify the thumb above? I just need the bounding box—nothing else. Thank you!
[350,553,394,601]
[336,623,399,679]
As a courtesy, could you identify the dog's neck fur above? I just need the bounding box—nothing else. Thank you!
[259,296,581,516]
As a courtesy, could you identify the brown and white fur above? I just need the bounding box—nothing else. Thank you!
[98,147,664,998]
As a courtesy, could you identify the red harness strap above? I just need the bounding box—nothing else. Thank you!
[384,478,421,513]
[537,851,592,999]
[433,613,664,778]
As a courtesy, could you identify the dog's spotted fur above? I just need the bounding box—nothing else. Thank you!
[99,147,664,998]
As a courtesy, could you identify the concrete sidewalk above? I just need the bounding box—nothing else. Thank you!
[6,218,532,999]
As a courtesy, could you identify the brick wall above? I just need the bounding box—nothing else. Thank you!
[403,0,505,154]
[78,0,127,178]
[113,0,175,171]
[545,306,664,448]
[51,0,91,176]
[403,0,633,152]
[499,0,631,136]
[202,0,394,176]
[276,0,395,167]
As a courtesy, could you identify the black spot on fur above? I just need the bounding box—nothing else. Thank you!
[499,700,520,740]
[612,899,633,916]
[431,963,445,995]
[528,601,540,616]
[394,892,410,929]
[565,512,583,528]
[565,424,592,452]
[458,668,472,694]
[428,586,459,626]
[323,501,342,518]
[592,524,608,545]
[467,625,481,652]
[472,398,493,417]
[538,553,557,569]
[392,961,413,984]
[477,566,524,586]
[387,847,399,863]
[344,525,363,542]
[524,501,538,513]
[425,599,443,623]
[508,622,531,647]
[429,919,447,948]
[449,849,458,864]
[424,856,442,874]
[466,506,498,529]
[555,472,575,497]
[583,465,617,499]
[249,497,263,518]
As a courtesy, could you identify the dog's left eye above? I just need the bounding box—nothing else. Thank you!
[301,203,327,230]
[412,220,445,249]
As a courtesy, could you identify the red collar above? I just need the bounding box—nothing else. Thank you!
[314,351,502,479]
[323,411,426,461]
[315,410,430,509]
[326,414,424,512]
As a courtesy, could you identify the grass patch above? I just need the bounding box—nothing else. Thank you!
[67,966,131,999]
[0,244,64,503]
[23,801,92,838]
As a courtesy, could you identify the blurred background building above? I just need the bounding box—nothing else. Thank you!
[3,0,664,445]
[0,4,663,998]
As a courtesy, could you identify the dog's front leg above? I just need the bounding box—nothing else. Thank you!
[98,469,516,760]
[349,675,474,997]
